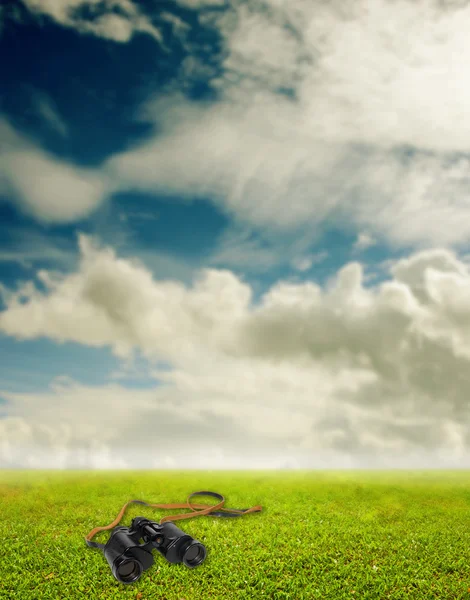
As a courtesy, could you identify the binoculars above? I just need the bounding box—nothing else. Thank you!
[103,516,206,584]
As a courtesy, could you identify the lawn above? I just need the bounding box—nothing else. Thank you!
[1,470,470,599]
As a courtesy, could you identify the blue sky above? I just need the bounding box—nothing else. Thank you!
[1,0,470,469]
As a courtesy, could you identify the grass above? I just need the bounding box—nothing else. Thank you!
[1,470,470,599]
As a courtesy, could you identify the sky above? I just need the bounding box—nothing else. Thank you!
[1,0,470,469]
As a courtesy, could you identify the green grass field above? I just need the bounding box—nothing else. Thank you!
[1,470,470,599]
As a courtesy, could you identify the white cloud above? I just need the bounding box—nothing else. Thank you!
[175,0,227,7]
[105,0,470,250]
[0,234,252,360]
[21,0,163,43]
[209,226,317,273]
[353,233,376,253]
[0,119,109,223]
[0,228,77,270]
[216,0,470,152]
[4,0,470,468]
[6,0,470,251]
[0,415,129,469]
[1,237,470,467]
[291,251,328,272]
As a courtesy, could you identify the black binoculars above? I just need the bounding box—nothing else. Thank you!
[102,517,207,584]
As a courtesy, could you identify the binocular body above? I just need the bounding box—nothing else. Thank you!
[103,517,206,584]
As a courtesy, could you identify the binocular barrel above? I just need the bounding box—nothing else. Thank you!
[103,519,206,584]
[153,521,207,568]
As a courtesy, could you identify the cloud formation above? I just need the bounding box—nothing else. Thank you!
[1,236,470,467]
[0,119,108,223]
[104,0,470,249]
[6,0,470,251]
[3,0,470,468]
[20,0,163,43]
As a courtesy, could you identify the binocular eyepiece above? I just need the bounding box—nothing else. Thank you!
[103,517,206,584]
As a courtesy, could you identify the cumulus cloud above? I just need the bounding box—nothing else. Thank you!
[1,237,470,467]
[20,0,163,43]
[0,234,251,360]
[0,119,109,223]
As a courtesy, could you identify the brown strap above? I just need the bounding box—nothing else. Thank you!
[85,490,262,545]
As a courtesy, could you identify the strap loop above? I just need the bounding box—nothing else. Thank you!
[85,490,262,548]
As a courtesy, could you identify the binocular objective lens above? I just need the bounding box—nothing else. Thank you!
[183,543,206,567]
[116,559,142,583]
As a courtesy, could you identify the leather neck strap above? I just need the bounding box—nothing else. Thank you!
[85,490,262,549]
